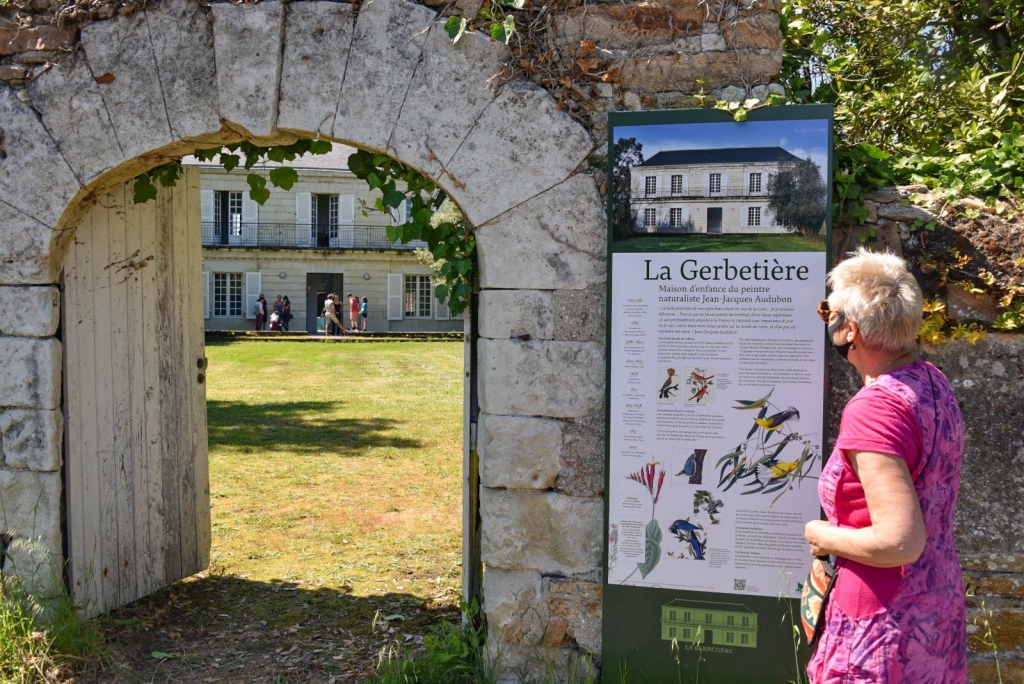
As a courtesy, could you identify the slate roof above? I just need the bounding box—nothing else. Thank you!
[638,147,802,167]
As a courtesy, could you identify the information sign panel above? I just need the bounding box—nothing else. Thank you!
[603,105,833,682]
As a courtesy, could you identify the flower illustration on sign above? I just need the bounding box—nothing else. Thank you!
[622,461,666,582]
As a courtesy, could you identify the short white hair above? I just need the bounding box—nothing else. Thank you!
[827,248,923,354]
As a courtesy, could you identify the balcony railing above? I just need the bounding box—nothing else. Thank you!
[201,222,428,250]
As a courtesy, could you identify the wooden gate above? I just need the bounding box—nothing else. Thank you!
[63,168,210,616]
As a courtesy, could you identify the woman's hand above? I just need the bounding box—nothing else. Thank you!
[805,519,836,557]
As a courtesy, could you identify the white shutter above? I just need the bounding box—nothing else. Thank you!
[741,206,748,228]
[682,175,689,195]
[296,192,312,246]
[683,209,690,230]
[245,271,261,320]
[434,285,450,321]
[241,193,259,246]
[203,271,210,319]
[704,174,710,196]
[338,194,355,248]
[744,172,751,196]
[387,274,404,321]
[655,176,661,197]
[721,172,729,195]
[200,190,214,223]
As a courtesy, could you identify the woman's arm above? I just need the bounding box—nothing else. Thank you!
[805,450,927,568]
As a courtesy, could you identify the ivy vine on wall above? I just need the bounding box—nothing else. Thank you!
[131,142,474,316]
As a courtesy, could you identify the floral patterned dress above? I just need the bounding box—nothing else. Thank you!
[808,360,967,683]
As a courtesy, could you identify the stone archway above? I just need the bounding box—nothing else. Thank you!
[0,0,604,669]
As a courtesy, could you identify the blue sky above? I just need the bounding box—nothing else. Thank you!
[615,119,830,175]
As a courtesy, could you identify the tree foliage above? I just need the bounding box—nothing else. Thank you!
[611,137,644,240]
[767,157,828,234]
[780,0,1024,201]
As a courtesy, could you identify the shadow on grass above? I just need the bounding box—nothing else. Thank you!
[78,573,460,683]
[207,399,423,454]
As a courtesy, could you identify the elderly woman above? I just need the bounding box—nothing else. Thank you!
[806,249,966,683]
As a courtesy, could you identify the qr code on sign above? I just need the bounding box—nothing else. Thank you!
[734,579,746,591]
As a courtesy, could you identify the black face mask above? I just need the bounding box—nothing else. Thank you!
[828,316,852,360]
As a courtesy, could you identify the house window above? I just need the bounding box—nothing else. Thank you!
[643,208,657,228]
[749,173,762,193]
[741,616,750,627]
[726,633,734,644]
[683,629,691,640]
[670,208,683,227]
[404,275,432,318]
[645,176,657,196]
[671,175,684,194]
[741,634,749,645]
[669,610,677,621]
[212,273,243,317]
[709,173,722,194]
[727,615,735,627]
[312,194,340,242]
[748,206,761,227]
[669,627,677,638]
[683,612,691,622]
[213,191,244,240]
[705,613,713,624]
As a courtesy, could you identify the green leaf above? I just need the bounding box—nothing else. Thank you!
[219,153,240,173]
[386,225,400,243]
[444,16,467,44]
[308,139,332,155]
[636,519,662,579]
[249,186,270,205]
[133,176,158,204]
[382,188,406,209]
[435,283,449,302]
[269,166,299,191]
[150,651,174,660]
[347,151,371,178]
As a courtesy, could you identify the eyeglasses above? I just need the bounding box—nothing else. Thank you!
[817,299,844,324]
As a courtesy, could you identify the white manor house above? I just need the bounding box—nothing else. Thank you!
[630,147,803,234]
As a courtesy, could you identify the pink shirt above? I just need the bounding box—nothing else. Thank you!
[824,382,923,619]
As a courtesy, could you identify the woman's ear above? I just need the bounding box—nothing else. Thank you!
[846,320,859,345]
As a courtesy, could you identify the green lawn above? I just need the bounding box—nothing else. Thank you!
[84,340,466,682]
[612,232,827,253]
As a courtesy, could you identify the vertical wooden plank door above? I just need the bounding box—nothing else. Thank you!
[63,168,210,616]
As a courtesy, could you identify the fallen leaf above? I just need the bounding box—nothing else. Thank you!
[579,39,596,56]
[150,651,174,660]
[94,72,115,84]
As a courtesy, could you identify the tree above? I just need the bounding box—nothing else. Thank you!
[611,137,644,240]
[768,157,828,234]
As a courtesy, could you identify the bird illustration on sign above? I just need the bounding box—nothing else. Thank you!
[714,389,819,505]
[685,367,716,404]
[667,518,707,561]
[659,368,680,399]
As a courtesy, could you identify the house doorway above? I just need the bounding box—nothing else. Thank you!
[707,207,723,234]
[306,272,344,334]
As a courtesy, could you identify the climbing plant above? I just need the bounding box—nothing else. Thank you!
[131,142,474,315]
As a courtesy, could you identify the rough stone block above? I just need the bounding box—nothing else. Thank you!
[618,51,782,92]
[145,0,222,141]
[876,201,933,224]
[0,202,61,286]
[482,568,547,646]
[0,26,76,56]
[479,413,562,490]
[945,285,998,325]
[0,88,81,231]
[558,413,605,497]
[553,3,703,51]
[544,577,602,654]
[478,290,555,340]
[446,79,593,227]
[212,2,284,138]
[82,14,175,161]
[701,31,726,51]
[334,0,436,153]
[0,469,62,588]
[389,26,506,186]
[0,337,61,410]
[478,338,604,419]
[278,2,356,137]
[722,12,781,50]
[552,284,606,343]
[0,286,59,336]
[27,58,129,186]
[0,409,62,472]
[480,488,603,574]
[476,174,605,291]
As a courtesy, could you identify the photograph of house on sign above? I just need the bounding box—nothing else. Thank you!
[610,117,830,250]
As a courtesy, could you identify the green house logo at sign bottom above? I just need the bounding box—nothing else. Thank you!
[660,599,759,649]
